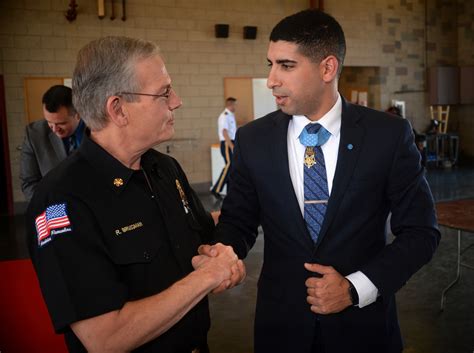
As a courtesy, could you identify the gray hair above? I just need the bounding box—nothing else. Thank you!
[72,36,161,130]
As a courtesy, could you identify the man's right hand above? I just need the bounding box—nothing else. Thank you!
[195,243,246,293]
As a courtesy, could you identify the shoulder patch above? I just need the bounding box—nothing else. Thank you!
[35,203,72,247]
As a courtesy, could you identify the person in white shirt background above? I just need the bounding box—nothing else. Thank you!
[211,97,237,199]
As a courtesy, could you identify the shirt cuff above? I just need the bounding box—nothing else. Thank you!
[346,271,379,308]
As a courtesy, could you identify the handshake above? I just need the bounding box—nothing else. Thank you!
[192,243,246,294]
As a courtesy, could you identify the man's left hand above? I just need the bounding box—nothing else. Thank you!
[197,243,246,293]
[304,263,352,314]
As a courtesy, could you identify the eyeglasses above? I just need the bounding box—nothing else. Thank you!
[116,86,174,100]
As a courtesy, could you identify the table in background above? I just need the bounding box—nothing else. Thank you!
[436,199,474,310]
[425,133,459,167]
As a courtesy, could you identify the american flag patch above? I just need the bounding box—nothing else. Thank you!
[35,203,72,247]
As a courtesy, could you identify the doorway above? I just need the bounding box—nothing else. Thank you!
[223,77,277,126]
[0,75,13,216]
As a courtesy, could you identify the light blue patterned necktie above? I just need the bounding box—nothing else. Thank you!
[67,135,77,155]
[298,123,331,243]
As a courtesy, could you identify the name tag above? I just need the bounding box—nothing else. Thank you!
[115,221,143,236]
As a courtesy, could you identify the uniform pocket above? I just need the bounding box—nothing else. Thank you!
[107,231,164,300]
[107,228,162,265]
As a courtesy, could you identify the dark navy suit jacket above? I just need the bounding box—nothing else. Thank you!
[214,98,440,353]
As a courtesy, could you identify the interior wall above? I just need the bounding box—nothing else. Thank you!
[0,0,307,203]
[1,0,472,204]
[455,0,474,159]
[326,0,473,158]
[339,67,382,110]
[325,0,429,131]
[252,78,277,119]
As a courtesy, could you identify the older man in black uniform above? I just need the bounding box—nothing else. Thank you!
[26,36,244,353]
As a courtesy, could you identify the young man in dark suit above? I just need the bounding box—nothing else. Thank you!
[198,9,440,353]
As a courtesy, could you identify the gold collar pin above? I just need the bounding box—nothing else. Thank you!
[113,178,124,187]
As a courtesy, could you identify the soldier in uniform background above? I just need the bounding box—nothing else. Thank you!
[211,97,237,199]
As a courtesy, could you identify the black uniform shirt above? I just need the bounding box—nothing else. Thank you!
[27,135,215,353]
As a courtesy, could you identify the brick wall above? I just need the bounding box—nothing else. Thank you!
[326,0,473,157]
[0,0,307,203]
[326,0,429,132]
[456,0,474,158]
[339,66,382,110]
[1,0,473,205]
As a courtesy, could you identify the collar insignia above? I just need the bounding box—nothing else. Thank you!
[113,178,124,187]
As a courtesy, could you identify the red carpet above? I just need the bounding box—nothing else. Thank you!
[0,259,68,353]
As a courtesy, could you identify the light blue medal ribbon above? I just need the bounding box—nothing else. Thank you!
[298,124,331,147]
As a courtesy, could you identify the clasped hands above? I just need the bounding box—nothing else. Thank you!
[192,243,246,293]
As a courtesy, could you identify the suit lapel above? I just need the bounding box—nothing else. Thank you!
[316,100,365,247]
[48,130,67,160]
[271,112,314,249]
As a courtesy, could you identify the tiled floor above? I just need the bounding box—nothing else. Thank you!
[1,167,473,353]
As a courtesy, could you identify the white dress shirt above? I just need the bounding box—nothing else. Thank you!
[217,108,237,141]
[287,94,378,308]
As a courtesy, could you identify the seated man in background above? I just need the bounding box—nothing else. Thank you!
[20,85,85,201]
[27,36,244,353]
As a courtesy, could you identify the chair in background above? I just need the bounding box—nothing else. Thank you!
[430,105,450,133]
[426,105,459,167]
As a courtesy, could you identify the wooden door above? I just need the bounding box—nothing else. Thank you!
[24,77,64,124]
[0,75,13,215]
[224,77,254,127]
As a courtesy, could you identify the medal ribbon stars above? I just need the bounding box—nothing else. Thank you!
[304,147,317,168]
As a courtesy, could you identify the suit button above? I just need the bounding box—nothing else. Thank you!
[143,251,150,260]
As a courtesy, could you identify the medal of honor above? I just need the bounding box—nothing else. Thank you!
[304,147,316,168]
